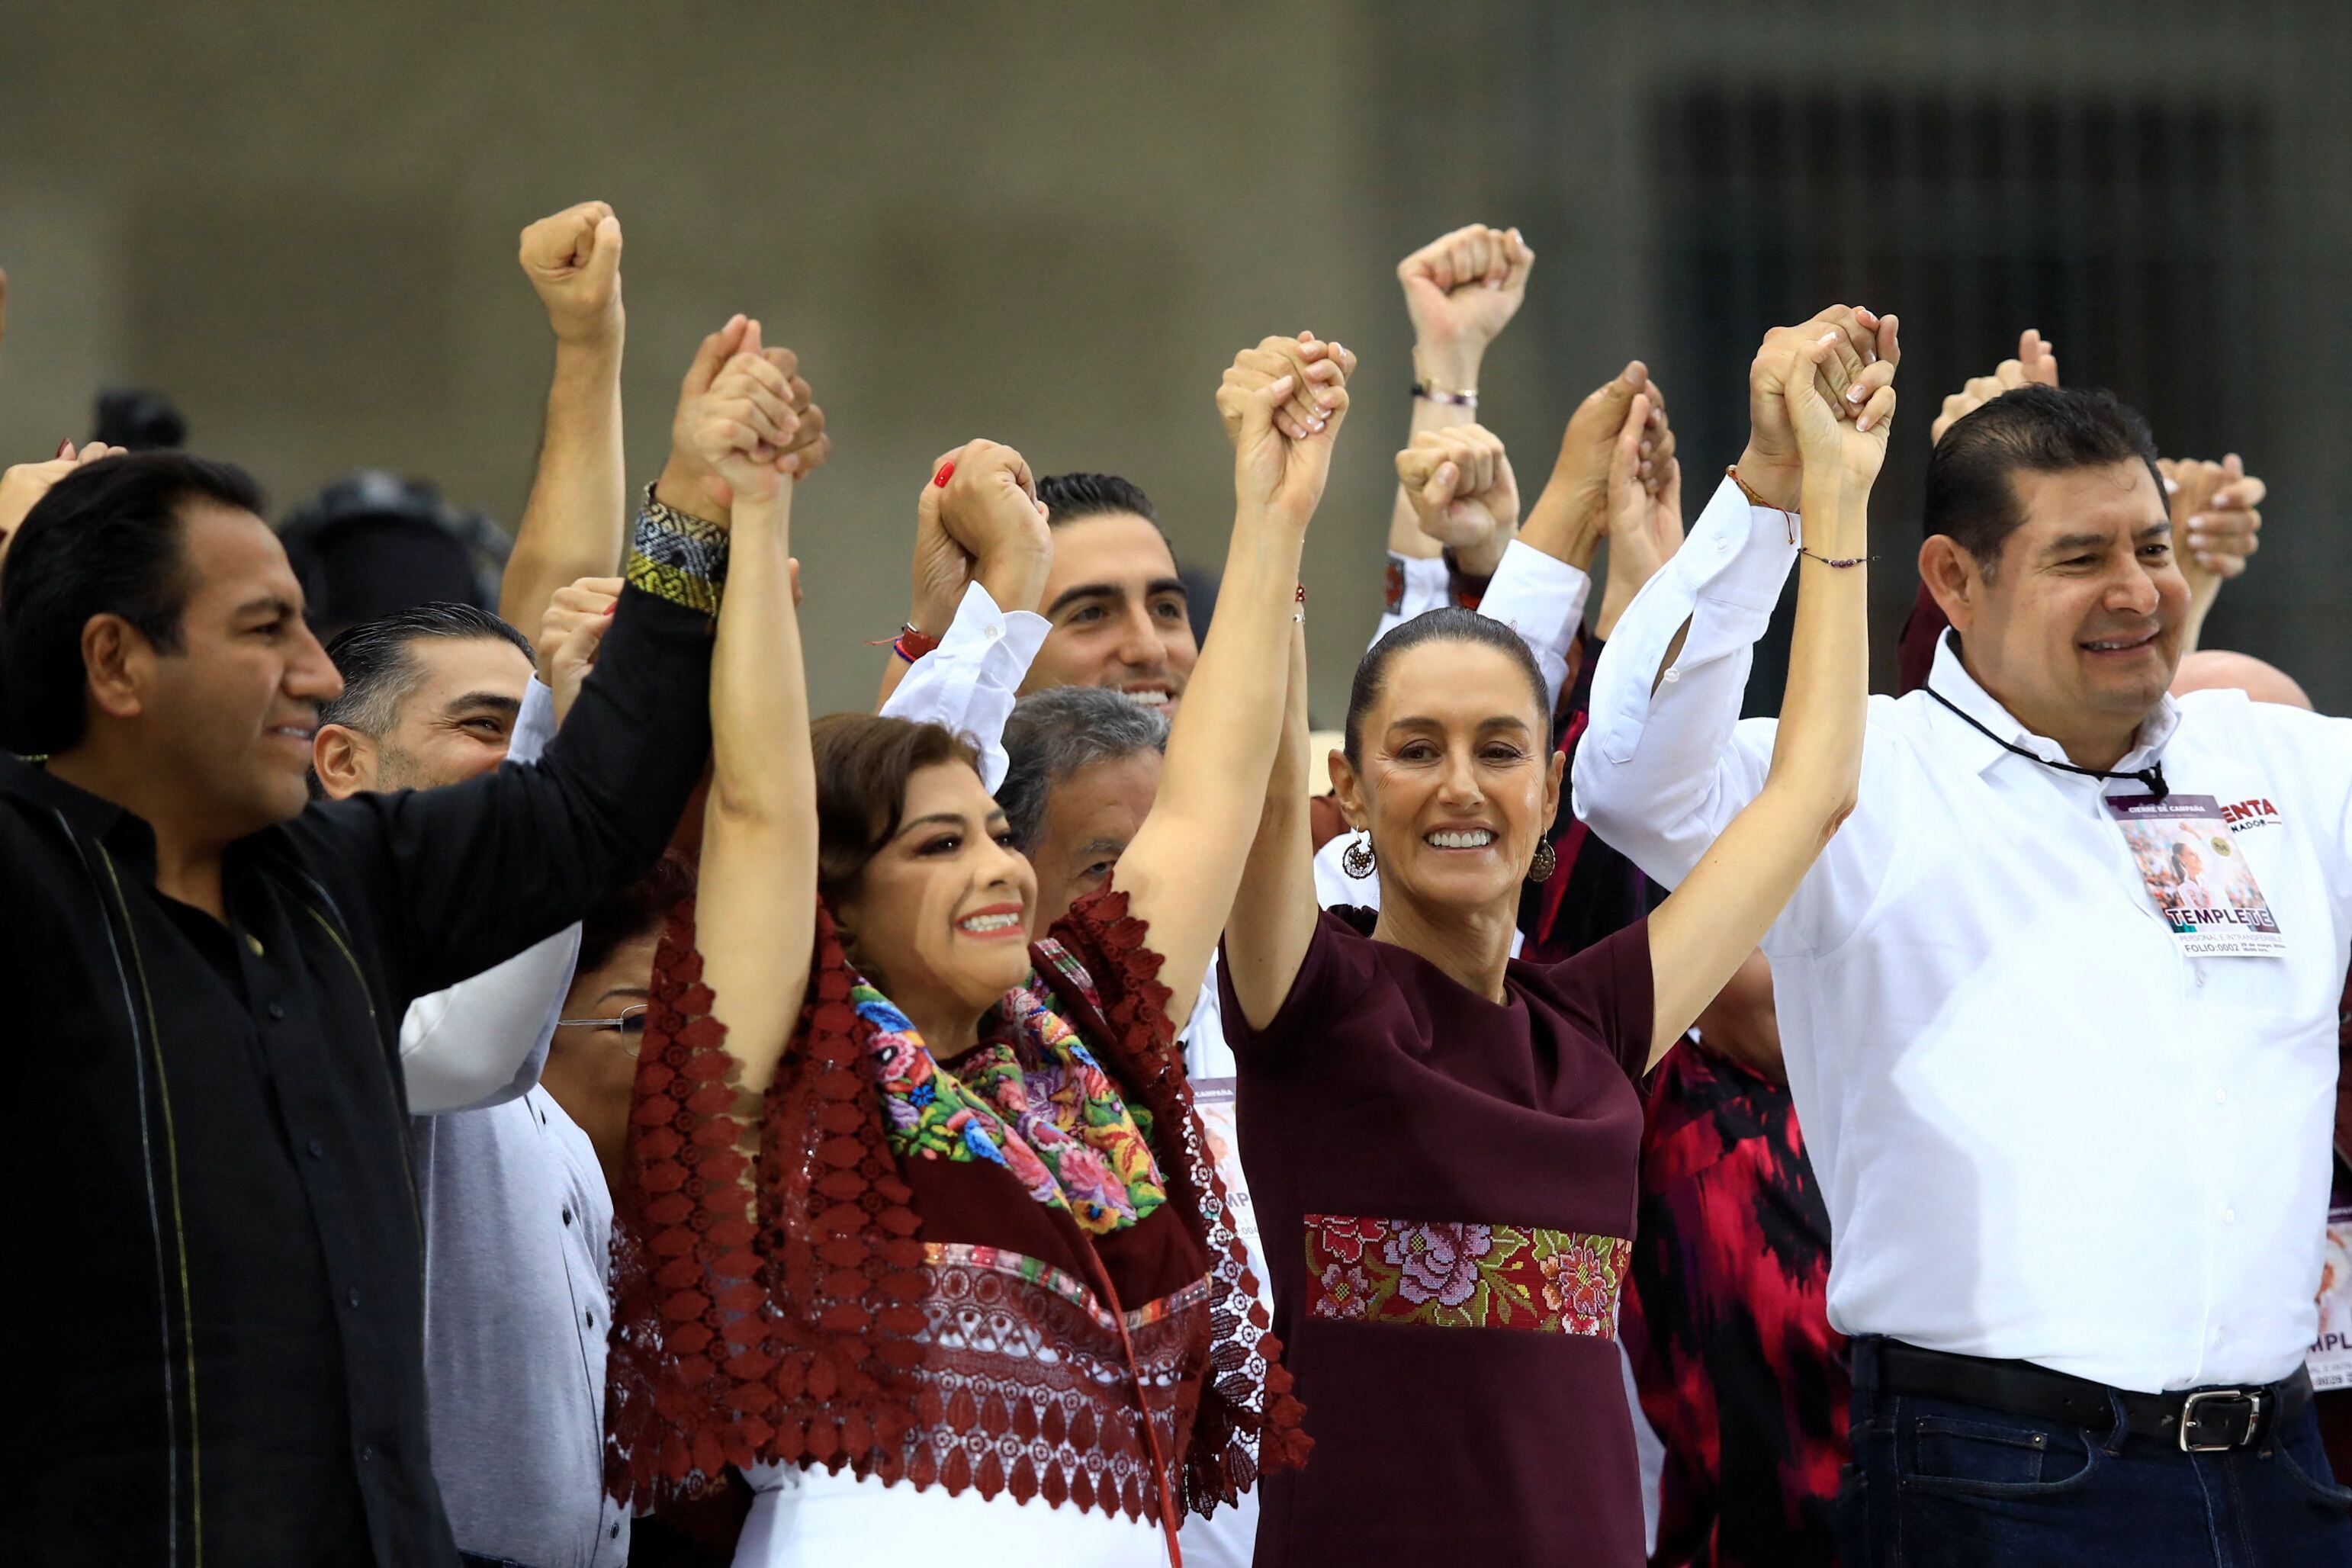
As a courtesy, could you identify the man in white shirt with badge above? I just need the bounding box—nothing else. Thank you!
[1575,305,2352,1565]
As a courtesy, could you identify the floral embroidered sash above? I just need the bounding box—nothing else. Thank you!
[854,976,1168,1235]
[1303,1214,1631,1336]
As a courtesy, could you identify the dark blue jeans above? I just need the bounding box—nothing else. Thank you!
[1839,1337,2352,1566]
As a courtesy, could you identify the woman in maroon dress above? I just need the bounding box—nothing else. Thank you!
[1219,320,1897,1566]
[603,334,1347,1563]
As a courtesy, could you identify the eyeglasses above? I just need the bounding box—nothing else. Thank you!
[556,1004,647,1037]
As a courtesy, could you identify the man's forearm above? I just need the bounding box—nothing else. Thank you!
[1388,384,1480,558]
[500,336,627,634]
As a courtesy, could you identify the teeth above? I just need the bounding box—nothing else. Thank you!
[1122,690,1171,709]
[1427,830,1495,850]
[959,912,1020,933]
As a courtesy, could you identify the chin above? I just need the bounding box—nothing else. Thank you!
[1396,859,1519,914]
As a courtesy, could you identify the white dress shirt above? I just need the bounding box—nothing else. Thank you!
[401,676,580,1114]
[880,582,1052,792]
[1574,475,2352,1393]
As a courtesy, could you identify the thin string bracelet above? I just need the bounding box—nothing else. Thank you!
[1727,465,1876,568]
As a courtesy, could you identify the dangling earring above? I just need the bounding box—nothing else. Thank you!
[1526,840,1557,884]
[1341,837,1377,880]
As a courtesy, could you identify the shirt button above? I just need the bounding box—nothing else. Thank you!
[307,1139,324,1158]
[2215,1089,2228,1105]
[610,1524,622,1540]
[984,624,1002,641]
[266,1001,287,1021]
[358,1444,374,1464]
[2194,969,2207,988]
[347,1287,361,1309]
[1663,668,1682,685]
[1716,535,1733,554]
[2224,1208,2238,1225]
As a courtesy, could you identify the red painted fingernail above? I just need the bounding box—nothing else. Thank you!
[56,439,74,458]
[933,462,955,487]
[604,604,615,616]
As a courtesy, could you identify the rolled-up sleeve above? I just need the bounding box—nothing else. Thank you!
[880,582,1050,792]
[1476,541,1592,714]
[1572,477,1795,888]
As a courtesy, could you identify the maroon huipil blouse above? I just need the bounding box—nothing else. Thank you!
[1221,904,1655,1566]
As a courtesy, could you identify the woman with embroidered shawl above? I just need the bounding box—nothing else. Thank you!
[604,337,1348,1565]
[1217,317,1897,1565]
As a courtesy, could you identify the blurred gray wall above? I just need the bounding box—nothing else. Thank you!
[3,0,2347,715]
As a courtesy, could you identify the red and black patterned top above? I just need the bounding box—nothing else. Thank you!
[602,888,1303,1546]
[1621,1044,1845,1567]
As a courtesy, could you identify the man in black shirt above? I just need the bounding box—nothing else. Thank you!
[0,448,733,1565]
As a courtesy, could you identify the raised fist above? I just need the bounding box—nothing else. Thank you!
[1396,425,1519,574]
[517,201,623,347]
[1217,333,1351,529]
[683,321,806,508]
[2161,452,2264,596]
[1397,224,1534,386]
[1739,306,1897,512]
[1220,333,1357,447]
[538,575,621,725]
[1932,329,2058,444]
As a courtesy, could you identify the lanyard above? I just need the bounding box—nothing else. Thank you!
[1924,686,2170,802]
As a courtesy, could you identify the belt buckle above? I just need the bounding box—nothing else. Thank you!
[2180,1388,2262,1452]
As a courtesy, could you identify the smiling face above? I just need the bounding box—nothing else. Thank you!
[138,501,345,836]
[1024,511,1197,716]
[834,760,1041,1039]
[320,634,534,795]
[1332,640,1562,921]
[1943,459,2186,753]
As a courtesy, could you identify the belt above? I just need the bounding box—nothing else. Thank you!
[1869,1338,2312,1453]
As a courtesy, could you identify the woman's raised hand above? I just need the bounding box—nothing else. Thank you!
[1783,315,1899,488]
[685,320,808,508]
[1218,332,1352,529]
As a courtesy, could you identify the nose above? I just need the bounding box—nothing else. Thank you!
[1110,602,1162,673]
[1437,743,1485,808]
[287,622,345,704]
[2106,554,2161,618]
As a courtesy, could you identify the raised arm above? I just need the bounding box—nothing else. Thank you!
[498,203,629,634]
[681,333,820,1100]
[876,439,1054,715]
[1223,600,1319,1030]
[1114,339,1348,1025]
[1641,323,1896,1065]
[1388,225,1533,561]
[1570,307,1885,889]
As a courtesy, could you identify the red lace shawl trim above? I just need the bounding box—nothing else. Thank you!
[603,887,1306,1517]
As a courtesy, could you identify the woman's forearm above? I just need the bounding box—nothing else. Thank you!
[707,487,807,825]
[1762,475,1869,824]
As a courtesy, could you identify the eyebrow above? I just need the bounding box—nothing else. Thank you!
[1386,715,1534,734]
[593,985,650,1007]
[1072,836,1129,861]
[891,808,1009,843]
[440,692,522,719]
[2042,521,2170,557]
[233,595,303,622]
[1043,577,1190,620]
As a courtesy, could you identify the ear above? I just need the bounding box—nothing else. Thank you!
[1542,746,1566,828]
[81,615,152,722]
[1328,747,1367,831]
[311,724,374,798]
[1918,535,1984,635]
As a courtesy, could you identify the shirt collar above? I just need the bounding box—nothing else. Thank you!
[0,752,159,870]
[1921,630,2180,777]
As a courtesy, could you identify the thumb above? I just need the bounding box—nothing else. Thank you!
[1242,372,1294,448]
[682,314,746,397]
[1419,461,1458,516]
[585,214,622,289]
[1609,394,1648,496]
[740,317,765,360]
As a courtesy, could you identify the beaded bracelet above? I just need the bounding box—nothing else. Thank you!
[1412,378,1479,410]
[1726,466,1873,568]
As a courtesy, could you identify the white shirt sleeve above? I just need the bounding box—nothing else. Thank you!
[880,582,1052,792]
[1570,477,1797,889]
[1475,541,1592,715]
[1367,552,1452,653]
[401,676,580,1116]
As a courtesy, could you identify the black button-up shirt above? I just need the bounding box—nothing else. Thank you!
[0,587,712,1566]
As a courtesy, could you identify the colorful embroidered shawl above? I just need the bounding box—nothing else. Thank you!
[602,888,1306,1518]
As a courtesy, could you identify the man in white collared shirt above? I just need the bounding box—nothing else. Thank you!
[1575,319,2352,1563]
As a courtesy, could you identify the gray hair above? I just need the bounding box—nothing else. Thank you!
[998,686,1170,851]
